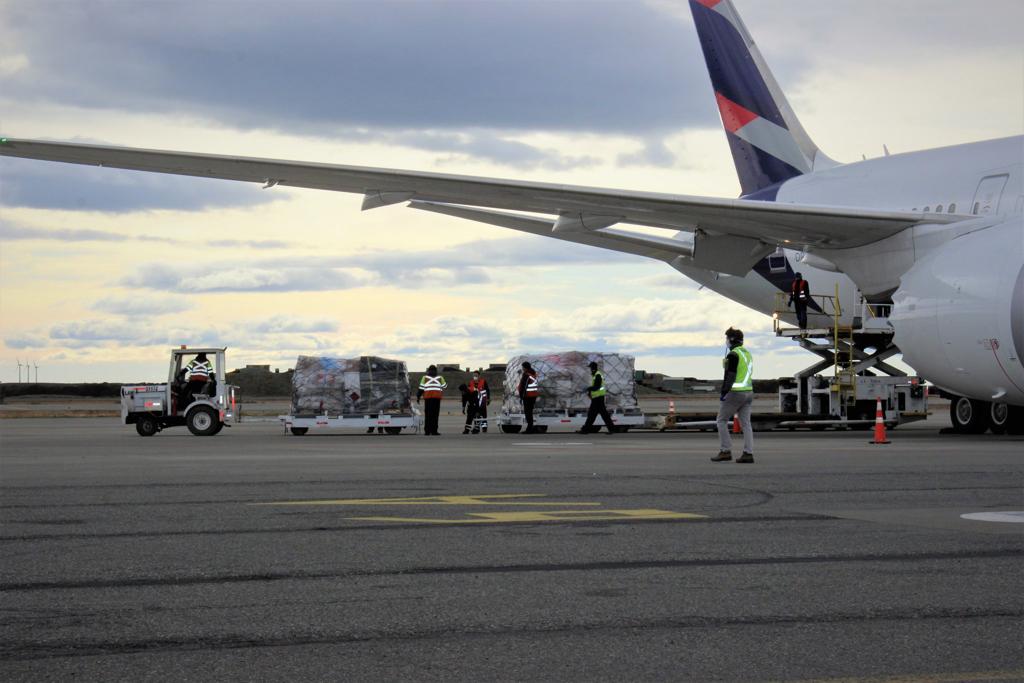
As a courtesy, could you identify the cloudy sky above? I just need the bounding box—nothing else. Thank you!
[1,0,1021,383]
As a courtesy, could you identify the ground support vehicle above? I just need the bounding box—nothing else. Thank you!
[122,347,236,437]
[497,408,646,434]
[659,375,926,432]
[281,412,420,436]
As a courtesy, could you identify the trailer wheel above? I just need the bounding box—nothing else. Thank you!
[135,415,158,437]
[949,397,989,434]
[989,403,1009,434]
[384,427,402,435]
[290,427,309,436]
[501,425,522,434]
[187,406,219,436]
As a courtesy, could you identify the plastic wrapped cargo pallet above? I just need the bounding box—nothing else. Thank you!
[291,356,414,416]
[501,352,638,415]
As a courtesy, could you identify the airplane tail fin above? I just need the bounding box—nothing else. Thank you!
[689,0,836,197]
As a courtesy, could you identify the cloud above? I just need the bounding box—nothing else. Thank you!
[0,221,128,242]
[4,334,49,349]
[391,130,600,170]
[120,264,376,293]
[118,236,642,293]
[0,2,714,137]
[0,222,291,249]
[207,239,289,250]
[617,138,677,168]
[249,315,336,334]
[0,157,277,212]
[92,296,194,317]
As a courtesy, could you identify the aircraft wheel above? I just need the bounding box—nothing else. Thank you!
[135,415,159,437]
[949,397,989,434]
[501,425,521,434]
[989,403,1009,435]
[210,422,224,436]
[187,406,219,436]
[290,427,309,436]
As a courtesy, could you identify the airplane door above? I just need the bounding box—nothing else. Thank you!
[971,174,1008,215]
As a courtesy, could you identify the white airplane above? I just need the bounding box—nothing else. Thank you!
[1,0,1021,434]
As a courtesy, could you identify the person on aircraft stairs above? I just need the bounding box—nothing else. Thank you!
[789,272,811,331]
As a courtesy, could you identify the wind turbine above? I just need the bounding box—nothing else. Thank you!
[16,358,22,383]
[33,362,39,384]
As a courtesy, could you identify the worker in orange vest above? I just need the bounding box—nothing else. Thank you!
[463,369,490,434]
[518,361,540,434]
[789,272,811,330]
[417,365,447,436]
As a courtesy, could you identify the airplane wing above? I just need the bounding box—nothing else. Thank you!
[0,138,962,274]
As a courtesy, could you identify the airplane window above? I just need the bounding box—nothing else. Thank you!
[948,203,956,213]
[973,202,980,215]
[935,204,943,213]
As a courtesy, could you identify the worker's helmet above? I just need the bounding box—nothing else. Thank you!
[725,327,744,345]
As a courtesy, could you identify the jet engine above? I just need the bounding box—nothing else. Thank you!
[891,219,1024,425]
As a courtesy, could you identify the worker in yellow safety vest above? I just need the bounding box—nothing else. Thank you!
[712,328,755,463]
[417,365,447,436]
[579,361,615,435]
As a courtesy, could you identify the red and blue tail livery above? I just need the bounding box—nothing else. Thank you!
[690,0,834,197]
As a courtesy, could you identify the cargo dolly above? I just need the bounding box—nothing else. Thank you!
[497,408,646,433]
[280,412,420,435]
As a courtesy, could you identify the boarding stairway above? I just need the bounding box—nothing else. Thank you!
[773,288,903,416]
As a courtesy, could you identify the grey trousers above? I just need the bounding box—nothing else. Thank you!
[717,391,754,453]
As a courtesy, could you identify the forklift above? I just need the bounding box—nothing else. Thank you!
[121,346,237,436]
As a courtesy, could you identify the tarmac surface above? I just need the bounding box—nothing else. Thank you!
[1,413,1022,682]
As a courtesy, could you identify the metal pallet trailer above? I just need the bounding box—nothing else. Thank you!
[497,409,646,433]
[280,413,420,435]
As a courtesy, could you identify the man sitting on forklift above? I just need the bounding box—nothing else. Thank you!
[181,352,215,409]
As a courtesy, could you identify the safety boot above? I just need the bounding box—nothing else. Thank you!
[710,451,732,462]
[736,452,754,463]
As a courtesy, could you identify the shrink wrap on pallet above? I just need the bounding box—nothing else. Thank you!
[501,352,638,414]
[291,356,414,416]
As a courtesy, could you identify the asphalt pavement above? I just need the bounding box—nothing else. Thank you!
[1,414,1022,682]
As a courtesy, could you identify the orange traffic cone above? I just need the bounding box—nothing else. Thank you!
[869,397,890,444]
[732,414,741,433]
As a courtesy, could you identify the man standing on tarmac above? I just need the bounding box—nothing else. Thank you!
[518,362,540,434]
[789,272,811,330]
[468,369,489,434]
[417,365,447,436]
[580,361,615,435]
[712,328,755,463]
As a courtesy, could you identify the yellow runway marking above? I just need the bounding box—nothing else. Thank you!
[252,494,601,507]
[348,509,706,524]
